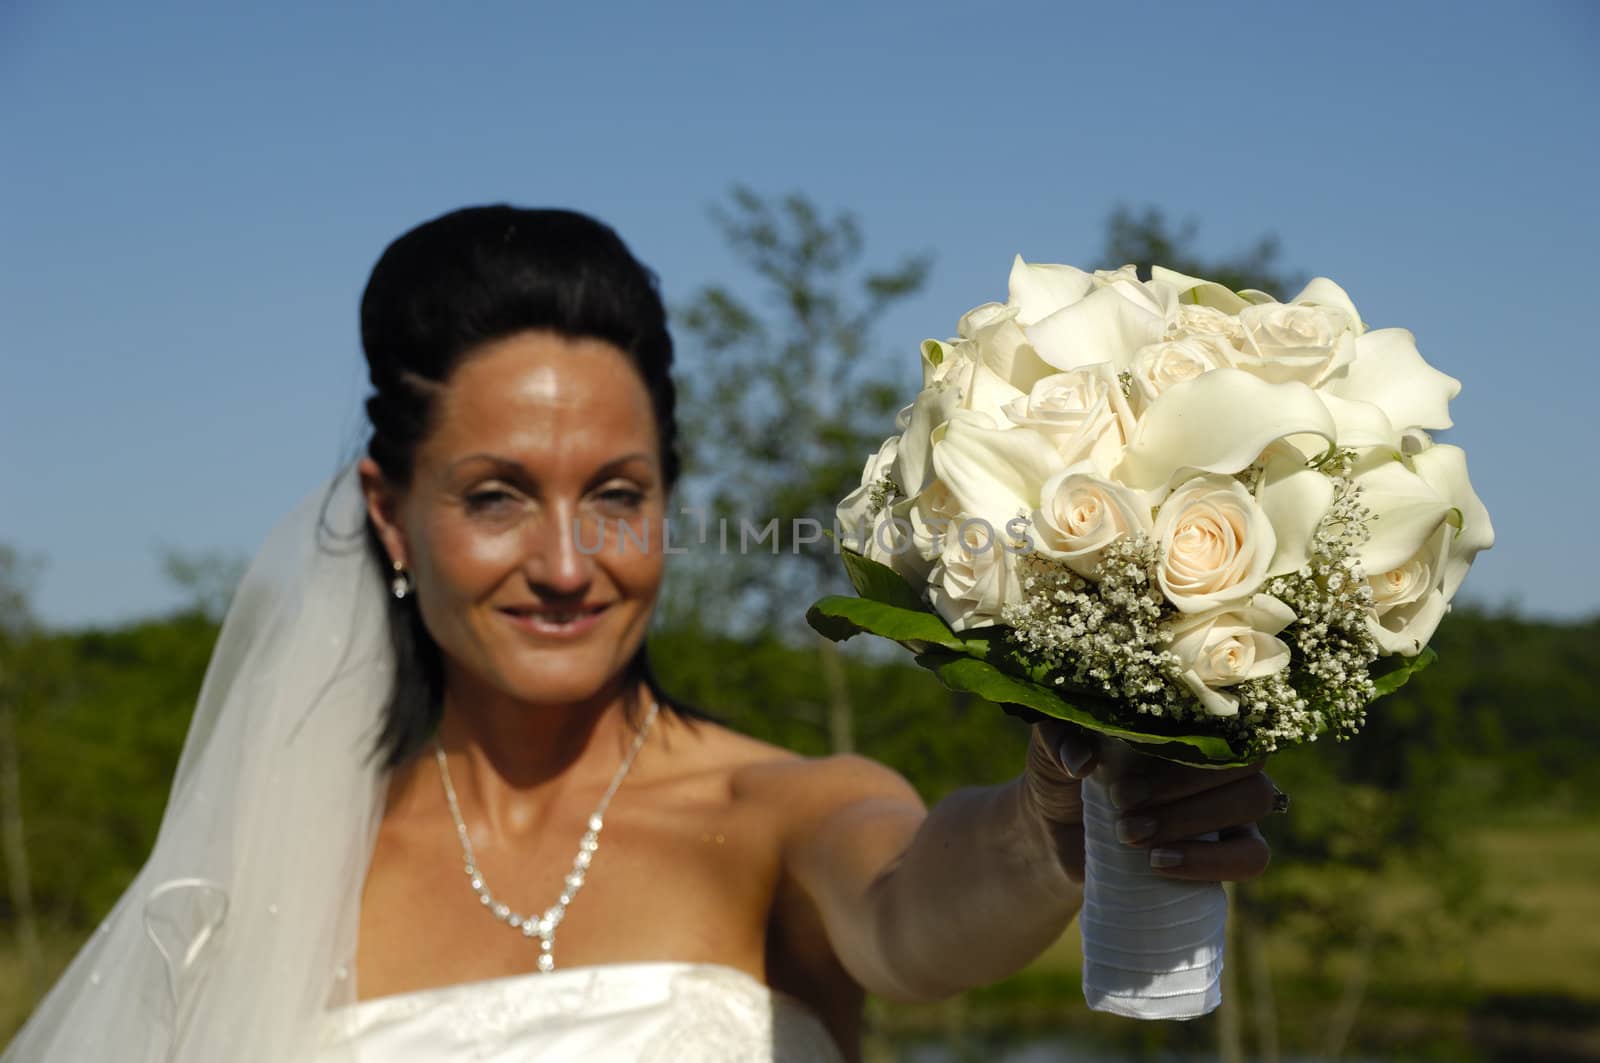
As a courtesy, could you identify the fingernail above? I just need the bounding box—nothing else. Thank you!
[1116,816,1155,845]
[1149,848,1184,869]
[1110,779,1149,810]
[1058,739,1093,779]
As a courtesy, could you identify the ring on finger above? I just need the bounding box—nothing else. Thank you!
[1267,778,1291,815]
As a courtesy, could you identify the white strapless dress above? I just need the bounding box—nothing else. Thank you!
[313,961,846,1062]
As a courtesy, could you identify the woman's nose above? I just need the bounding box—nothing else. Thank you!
[523,505,594,596]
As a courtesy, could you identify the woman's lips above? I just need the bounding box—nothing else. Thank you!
[499,605,609,638]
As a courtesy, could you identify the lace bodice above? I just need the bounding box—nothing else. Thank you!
[313,961,845,1062]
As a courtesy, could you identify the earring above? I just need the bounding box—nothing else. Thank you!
[390,561,414,601]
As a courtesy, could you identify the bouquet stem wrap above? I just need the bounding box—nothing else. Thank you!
[1079,740,1226,1020]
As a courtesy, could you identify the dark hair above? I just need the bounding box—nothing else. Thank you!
[359,205,694,769]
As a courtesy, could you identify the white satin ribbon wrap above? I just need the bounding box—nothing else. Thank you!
[1078,744,1227,1020]
[3,466,391,1062]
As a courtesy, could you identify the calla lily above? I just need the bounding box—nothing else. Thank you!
[1318,392,1400,451]
[893,383,961,498]
[1410,443,1494,602]
[1114,369,1337,491]
[1349,452,1454,576]
[1006,257,1095,326]
[1151,265,1252,315]
[931,411,1062,521]
[1255,447,1335,577]
[968,313,1056,393]
[1323,328,1460,432]
[1025,285,1167,373]
[962,362,1028,425]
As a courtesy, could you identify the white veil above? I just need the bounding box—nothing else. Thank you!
[4,464,391,1062]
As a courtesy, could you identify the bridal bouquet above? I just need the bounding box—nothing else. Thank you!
[807,258,1493,1018]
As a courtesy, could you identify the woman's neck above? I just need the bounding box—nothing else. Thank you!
[385,671,650,841]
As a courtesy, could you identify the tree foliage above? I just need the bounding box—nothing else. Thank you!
[671,187,932,637]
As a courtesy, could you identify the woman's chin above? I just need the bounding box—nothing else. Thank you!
[496,658,631,710]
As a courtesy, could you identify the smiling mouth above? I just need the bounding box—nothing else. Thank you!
[499,604,610,637]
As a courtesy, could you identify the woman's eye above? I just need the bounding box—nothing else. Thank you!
[465,489,519,513]
[597,488,645,510]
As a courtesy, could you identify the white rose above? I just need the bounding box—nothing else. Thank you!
[836,435,900,554]
[927,511,1026,632]
[1154,474,1277,613]
[1167,594,1297,717]
[1032,467,1154,579]
[1130,337,1230,407]
[1001,365,1137,474]
[1233,301,1357,386]
[1172,302,1244,342]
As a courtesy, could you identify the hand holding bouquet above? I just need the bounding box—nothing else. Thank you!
[808,258,1493,1017]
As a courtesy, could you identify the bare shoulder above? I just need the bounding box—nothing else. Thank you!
[655,712,924,827]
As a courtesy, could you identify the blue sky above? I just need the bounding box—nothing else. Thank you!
[3,0,1597,627]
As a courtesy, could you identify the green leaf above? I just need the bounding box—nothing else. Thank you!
[806,595,974,655]
[1369,645,1438,699]
[839,549,926,612]
[914,653,1251,768]
[810,547,1250,766]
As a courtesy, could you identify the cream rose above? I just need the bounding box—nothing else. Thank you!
[926,512,1025,632]
[1233,301,1356,386]
[1031,468,1154,579]
[1167,594,1297,717]
[1001,365,1137,474]
[1130,337,1230,407]
[1154,474,1277,613]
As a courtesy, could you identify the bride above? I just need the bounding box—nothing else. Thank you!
[4,206,1278,1062]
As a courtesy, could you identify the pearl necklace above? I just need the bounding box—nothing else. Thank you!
[432,697,660,973]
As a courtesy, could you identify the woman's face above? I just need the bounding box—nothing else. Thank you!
[364,330,668,710]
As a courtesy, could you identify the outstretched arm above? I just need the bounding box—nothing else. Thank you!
[775,723,1274,1002]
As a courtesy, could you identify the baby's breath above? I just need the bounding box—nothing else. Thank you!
[997,470,1381,759]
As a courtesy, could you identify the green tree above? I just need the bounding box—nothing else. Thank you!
[0,547,43,996]
[1101,204,1305,299]
[672,187,931,752]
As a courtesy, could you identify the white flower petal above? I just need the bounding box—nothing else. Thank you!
[932,412,1062,520]
[1179,669,1240,717]
[1151,265,1251,315]
[893,384,961,497]
[1318,393,1400,450]
[1024,285,1166,373]
[1409,443,1494,602]
[1114,369,1337,491]
[1007,257,1095,327]
[1368,586,1449,657]
[1351,455,1453,575]
[1290,277,1364,331]
[1255,448,1335,577]
[1324,328,1460,432]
